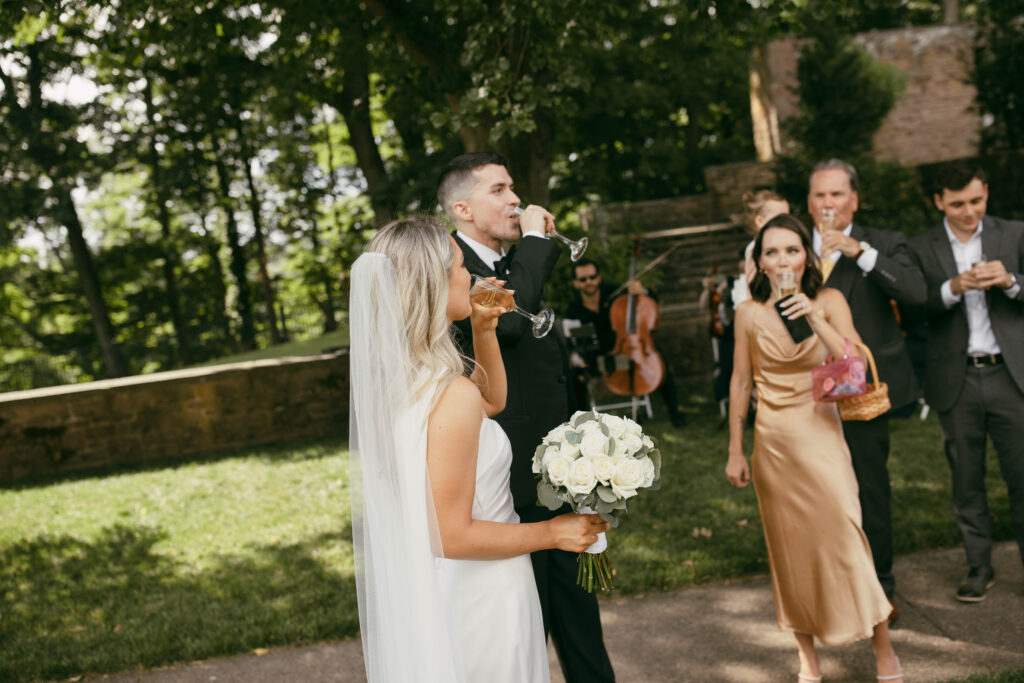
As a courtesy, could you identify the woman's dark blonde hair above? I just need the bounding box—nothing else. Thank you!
[366,216,465,401]
[741,189,788,235]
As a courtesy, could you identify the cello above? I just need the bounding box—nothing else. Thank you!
[604,239,666,397]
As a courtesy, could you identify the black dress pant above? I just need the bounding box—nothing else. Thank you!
[938,363,1024,569]
[517,504,615,683]
[842,415,895,597]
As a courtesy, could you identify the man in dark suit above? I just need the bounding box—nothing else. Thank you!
[437,152,615,683]
[908,161,1024,602]
[807,159,927,615]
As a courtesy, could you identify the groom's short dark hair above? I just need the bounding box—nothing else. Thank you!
[437,152,509,217]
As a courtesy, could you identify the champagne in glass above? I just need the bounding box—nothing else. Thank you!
[470,276,554,338]
[819,208,836,233]
[777,270,797,298]
[513,206,588,261]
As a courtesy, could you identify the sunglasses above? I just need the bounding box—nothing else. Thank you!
[575,274,599,282]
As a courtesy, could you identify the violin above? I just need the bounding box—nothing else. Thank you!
[604,239,666,397]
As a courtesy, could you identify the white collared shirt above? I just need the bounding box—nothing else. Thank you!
[456,228,547,272]
[812,222,879,273]
[937,219,1015,356]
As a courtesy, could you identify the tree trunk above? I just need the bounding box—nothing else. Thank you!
[308,215,338,333]
[55,185,128,378]
[236,120,283,344]
[210,133,258,350]
[334,23,394,227]
[143,76,191,366]
[0,47,126,378]
[943,0,958,24]
[198,207,240,354]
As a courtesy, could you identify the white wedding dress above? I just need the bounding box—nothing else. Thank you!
[436,417,550,683]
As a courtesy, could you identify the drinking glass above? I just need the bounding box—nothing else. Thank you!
[514,206,588,261]
[819,208,837,232]
[470,276,554,338]
[777,270,797,298]
[972,253,988,269]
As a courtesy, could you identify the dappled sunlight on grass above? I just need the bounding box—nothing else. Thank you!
[1,388,1017,681]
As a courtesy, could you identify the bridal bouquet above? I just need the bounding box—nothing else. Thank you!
[533,409,662,592]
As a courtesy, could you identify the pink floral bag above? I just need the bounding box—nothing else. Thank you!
[811,339,867,402]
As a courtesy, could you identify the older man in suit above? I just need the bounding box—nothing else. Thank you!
[807,159,927,617]
[908,161,1024,602]
[437,152,615,683]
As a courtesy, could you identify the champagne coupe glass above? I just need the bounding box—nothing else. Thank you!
[777,270,797,299]
[514,205,588,261]
[470,276,554,338]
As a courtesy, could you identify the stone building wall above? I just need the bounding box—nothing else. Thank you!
[0,353,349,483]
[754,23,979,165]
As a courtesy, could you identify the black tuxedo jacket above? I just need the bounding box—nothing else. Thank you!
[908,215,1024,412]
[825,223,927,411]
[452,233,575,509]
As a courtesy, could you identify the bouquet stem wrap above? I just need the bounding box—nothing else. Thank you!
[578,506,612,592]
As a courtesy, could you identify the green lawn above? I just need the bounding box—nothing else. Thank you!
[0,393,1014,681]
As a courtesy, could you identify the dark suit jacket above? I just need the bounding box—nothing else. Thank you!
[825,223,927,411]
[452,233,574,509]
[908,215,1024,412]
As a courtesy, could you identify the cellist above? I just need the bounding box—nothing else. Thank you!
[563,258,686,427]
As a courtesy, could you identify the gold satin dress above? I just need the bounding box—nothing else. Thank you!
[744,301,891,644]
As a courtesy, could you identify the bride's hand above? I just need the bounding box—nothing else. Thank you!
[470,277,506,334]
[549,513,610,553]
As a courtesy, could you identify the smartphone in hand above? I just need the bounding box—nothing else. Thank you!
[774,295,814,343]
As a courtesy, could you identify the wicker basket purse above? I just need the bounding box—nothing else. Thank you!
[837,340,891,421]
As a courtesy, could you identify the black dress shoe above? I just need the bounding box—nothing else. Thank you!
[956,565,995,603]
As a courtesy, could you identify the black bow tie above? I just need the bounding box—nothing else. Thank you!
[493,246,516,277]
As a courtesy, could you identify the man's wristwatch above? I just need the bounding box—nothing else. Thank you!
[853,240,870,259]
[1007,272,1018,289]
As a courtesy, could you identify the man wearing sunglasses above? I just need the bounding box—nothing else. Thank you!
[564,259,685,427]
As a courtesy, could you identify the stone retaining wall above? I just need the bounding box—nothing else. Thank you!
[0,352,349,483]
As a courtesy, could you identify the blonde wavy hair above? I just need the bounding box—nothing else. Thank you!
[366,216,466,402]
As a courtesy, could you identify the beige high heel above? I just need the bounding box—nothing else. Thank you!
[798,675,822,682]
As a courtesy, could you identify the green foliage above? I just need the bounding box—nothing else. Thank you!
[973,4,1024,151]
[789,25,907,160]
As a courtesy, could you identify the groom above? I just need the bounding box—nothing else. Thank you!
[438,152,615,683]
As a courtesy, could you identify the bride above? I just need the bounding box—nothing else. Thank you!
[348,216,609,682]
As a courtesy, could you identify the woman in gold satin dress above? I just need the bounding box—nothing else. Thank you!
[726,215,903,682]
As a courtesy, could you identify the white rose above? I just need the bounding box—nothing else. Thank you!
[642,435,654,450]
[611,457,645,499]
[621,433,644,456]
[559,439,581,459]
[538,445,561,470]
[624,417,643,437]
[546,455,574,487]
[601,414,627,440]
[578,429,609,459]
[612,440,631,459]
[590,455,617,485]
[565,457,598,496]
[639,455,656,487]
[545,424,570,444]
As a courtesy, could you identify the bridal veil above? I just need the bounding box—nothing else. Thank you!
[348,252,463,681]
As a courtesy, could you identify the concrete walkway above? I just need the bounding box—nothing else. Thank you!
[95,543,1024,683]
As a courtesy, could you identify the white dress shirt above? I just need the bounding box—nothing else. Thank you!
[938,219,1020,356]
[456,228,547,272]
[812,222,879,273]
